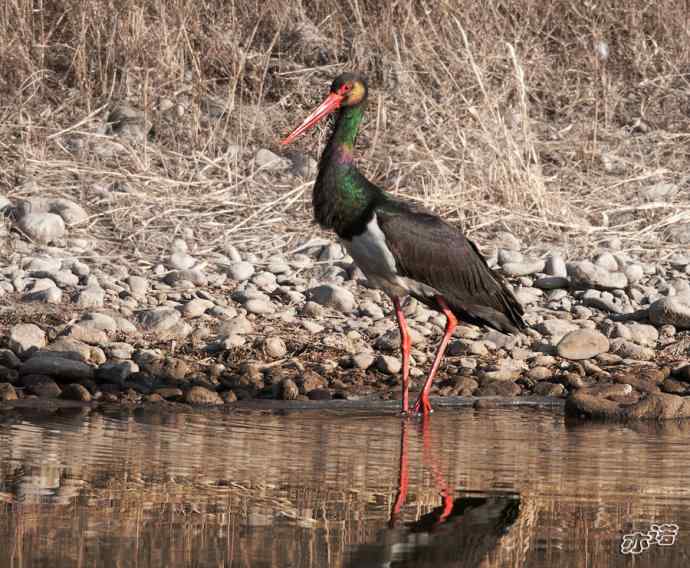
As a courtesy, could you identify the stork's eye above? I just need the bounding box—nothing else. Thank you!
[338,84,352,95]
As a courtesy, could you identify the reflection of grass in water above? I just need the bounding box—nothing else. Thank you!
[1,410,690,566]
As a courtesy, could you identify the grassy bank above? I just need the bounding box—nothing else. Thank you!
[1,0,689,257]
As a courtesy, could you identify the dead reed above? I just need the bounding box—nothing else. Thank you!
[1,0,689,258]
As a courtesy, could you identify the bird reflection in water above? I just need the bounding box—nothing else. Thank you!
[349,415,521,568]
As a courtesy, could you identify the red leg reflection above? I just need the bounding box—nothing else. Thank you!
[419,413,453,528]
[389,419,410,528]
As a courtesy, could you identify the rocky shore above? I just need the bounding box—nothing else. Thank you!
[1,188,690,420]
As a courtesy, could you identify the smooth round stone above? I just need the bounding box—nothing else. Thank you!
[545,254,567,277]
[17,212,66,243]
[502,259,545,277]
[307,284,355,313]
[182,298,214,318]
[226,261,254,282]
[568,261,628,290]
[8,323,46,356]
[265,337,287,358]
[0,383,18,401]
[60,383,92,402]
[244,298,276,315]
[126,275,149,299]
[185,386,223,405]
[649,296,690,329]
[376,355,402,375]
[557,329,610,360]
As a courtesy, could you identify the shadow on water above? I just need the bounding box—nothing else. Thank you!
[1,404,690,567]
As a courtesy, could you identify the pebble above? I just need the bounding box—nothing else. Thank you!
[79,312,118,332]
[21,375,62,398]
[77,284,105,308]
[137,308,181,332]
[376,355,402,375]
[609,338,655,361]
[226,261,255,281]
[163,269,207,287]
[182,298,214,318]
[65,324,108,345]
[17,211,66,243]
[307,284,356,313]
[60,383,92,402]
[351,352,375,370]
[535,319,579,340]
[557,329,609,360]
[185,385,223,405]
[25,284,63,304]
[534,276,570,290]
[278,378,300,400]
[528,366,552,381]
[255,148,289,170]
[264,337,287,358]
[649,296,690,329]
[96,362,135,385]
[244,298,276,315]
[127,276,149,299]
[568,261,628,290]
[502,259,545,277]
[0,383,18,401]
[9,324,46,357]
[545,254,567,277]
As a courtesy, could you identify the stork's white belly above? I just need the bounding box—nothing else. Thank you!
[343,214,437,299]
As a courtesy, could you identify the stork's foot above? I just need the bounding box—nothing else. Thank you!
[413,395,433,415]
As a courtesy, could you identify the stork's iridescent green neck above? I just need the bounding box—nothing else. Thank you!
[323,105,364,166]
[313,103,384,238]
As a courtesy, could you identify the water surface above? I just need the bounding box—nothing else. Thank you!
[1,405,689,567]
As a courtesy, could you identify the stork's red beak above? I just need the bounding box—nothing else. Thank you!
[281,92,344,145]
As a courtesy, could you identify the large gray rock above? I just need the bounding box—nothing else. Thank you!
[307,284,355,313]
[8,324,46,357]
[649,296,690,329]
[20,355,93,381]
[557,329,609,360]
[568,261,627,290]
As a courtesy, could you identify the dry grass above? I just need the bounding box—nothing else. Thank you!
[1,0,689,260]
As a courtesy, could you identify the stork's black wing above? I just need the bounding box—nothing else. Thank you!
[376,201,525,334]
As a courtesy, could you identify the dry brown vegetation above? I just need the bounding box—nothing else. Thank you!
[1,0,689,259]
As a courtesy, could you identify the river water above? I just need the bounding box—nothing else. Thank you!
[1,404,688,567]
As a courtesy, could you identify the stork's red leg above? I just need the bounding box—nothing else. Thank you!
[389,420,410,527]
[392,297,411,414]
[414,296,458,415]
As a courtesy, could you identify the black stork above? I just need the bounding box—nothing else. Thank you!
[282,72,526,415]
